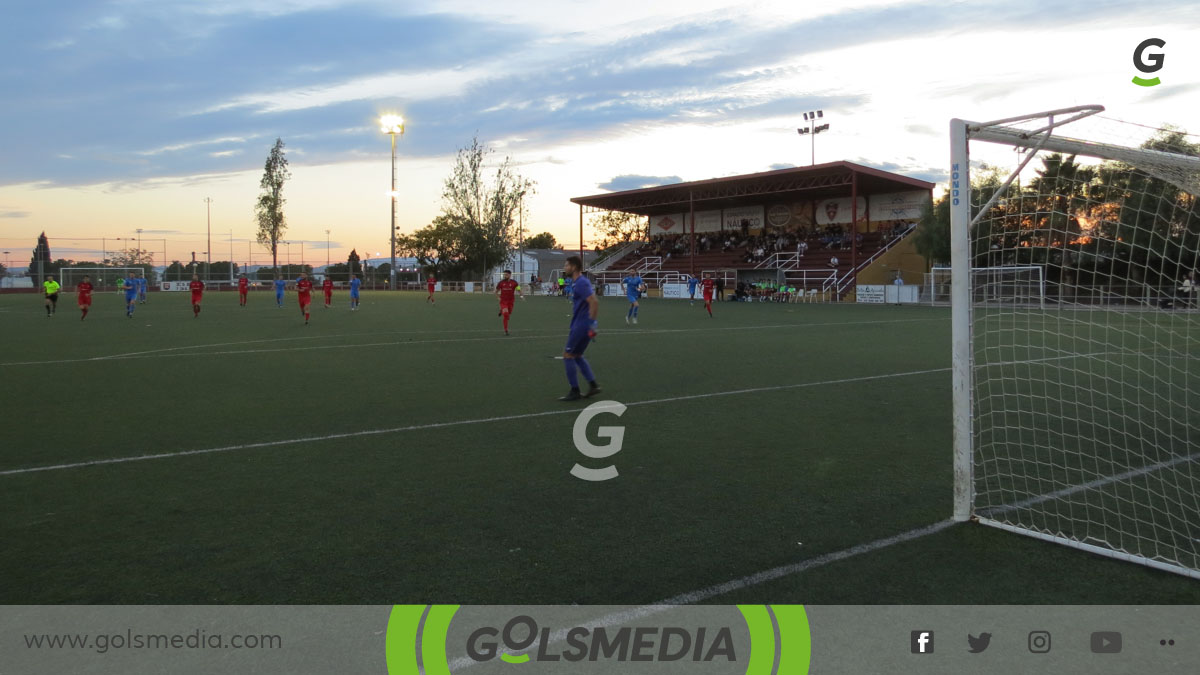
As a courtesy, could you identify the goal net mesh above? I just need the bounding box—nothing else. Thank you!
[963,111,1200,577]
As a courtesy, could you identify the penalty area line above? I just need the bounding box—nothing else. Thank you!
[445,519,959,671]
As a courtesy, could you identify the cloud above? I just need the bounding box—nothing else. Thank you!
[0,0,1195,191]
[597,175,683,191]
[769,163,797,171]
[904,124,938,137]
[201,66,492,115]
[852,158,948,185]
[0,210,31,218]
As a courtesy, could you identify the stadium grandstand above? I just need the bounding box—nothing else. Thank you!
[572,162,933,301]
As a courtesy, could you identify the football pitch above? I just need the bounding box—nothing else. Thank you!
[2,289,1197,604]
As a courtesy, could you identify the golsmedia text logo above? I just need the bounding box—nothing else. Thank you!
[465,615,736,664]
[385,605,811,674]
[1132,38,1165,87]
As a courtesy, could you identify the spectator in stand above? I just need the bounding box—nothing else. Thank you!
[716,276,725,301]
[798,240,808,257]
[829,256,839,270]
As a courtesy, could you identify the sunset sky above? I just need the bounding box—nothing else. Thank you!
[1,0,1197,268]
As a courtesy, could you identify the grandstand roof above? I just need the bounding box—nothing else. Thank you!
[570,161,934,216]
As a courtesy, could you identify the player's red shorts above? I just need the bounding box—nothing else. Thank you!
[703,293,713,302]
[239,289,248,296]
[500,301,514,315]
[298,293,311,306]
[191,294,203,304]
[77,295,92,306]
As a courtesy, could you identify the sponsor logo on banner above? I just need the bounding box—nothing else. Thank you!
[723,205,764,230]
[692,210,722,233]
[869,191,928,221]
[651,214,682,234]
[661,284,688,299]
[857,285,886,303]
[767,204,792,227]
[816,197,867,225]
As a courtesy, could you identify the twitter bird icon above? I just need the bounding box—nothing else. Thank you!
[967,633,992,653]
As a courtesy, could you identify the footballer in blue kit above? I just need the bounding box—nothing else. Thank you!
[273,276,287,307]
[349,275,361,310]
[122,273,138,318]
[622,269,645,324]
[687,274,699,305]
[137,274,148,303]
[559,256,601,401]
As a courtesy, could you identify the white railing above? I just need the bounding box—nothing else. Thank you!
[835,225,917,295]
[592,241,646,272]
[636,256,663,272]
[754,252,803,270]
[782,269,837,287]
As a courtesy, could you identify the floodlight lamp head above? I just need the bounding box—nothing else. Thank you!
[380,114,405,134]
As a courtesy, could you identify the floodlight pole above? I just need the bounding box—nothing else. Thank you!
[380,116,405,291]
[390,132,397,289]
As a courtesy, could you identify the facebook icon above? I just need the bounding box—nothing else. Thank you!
[911,630,935,654]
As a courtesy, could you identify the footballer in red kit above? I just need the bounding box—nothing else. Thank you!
[322,277,333,307]
[189,275,205,317]
[426,276,436,304]
[494,270,524,335]
[76,276,94,321]
[296,273,313,325]
[701,275,715,317]
[238,274,249,306]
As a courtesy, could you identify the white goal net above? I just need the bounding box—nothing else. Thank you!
[951,105,1200,579]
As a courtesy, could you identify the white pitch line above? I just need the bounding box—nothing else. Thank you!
[0,366,950,477]
[444,519,959,672]
[0,318,946,367]
[447,443,1200,672]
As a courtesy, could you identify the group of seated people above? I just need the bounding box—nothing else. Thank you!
[879,220,916,244]
[733,280,817,302]
[630,219,917,266]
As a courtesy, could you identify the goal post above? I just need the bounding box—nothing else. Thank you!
[950,105,1200,579]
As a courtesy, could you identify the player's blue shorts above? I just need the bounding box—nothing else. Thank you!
[564,324,591,356]
[627,293,639,303]
[350,291,359,299]
[124,292,137,303]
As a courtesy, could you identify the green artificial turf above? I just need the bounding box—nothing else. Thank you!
[1,289,1196,603]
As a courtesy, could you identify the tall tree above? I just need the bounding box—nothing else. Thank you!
[28,232,51,285]
[591,210,646,249]
[255,138,291,270]
[523,232,561,250]
[346,249,362,279]
[439,135,536,275]
[913,194,950,267]
[109,247,155,266]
